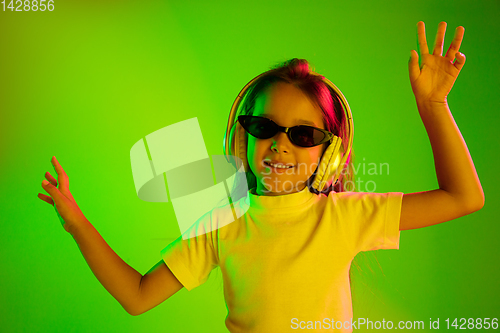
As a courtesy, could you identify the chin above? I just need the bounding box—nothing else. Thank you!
[260,178,306,194]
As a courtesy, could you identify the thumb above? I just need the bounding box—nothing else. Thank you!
[408,50,420,83]
[42,179,59,199]
[453,52,466,71]
[42,179,52,189]
[42,180,66,227]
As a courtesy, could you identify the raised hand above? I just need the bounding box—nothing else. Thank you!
[38,156,88,234]
[409,21,466,105]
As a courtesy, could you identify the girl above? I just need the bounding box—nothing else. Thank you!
[38,21,484,332]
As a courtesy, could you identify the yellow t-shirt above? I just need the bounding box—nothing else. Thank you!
[161,186,403,332]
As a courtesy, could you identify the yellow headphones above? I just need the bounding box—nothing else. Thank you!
[223,69,353,193]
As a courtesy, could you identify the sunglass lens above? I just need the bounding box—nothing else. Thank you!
[291,127,325,147]
[246,118,276,139]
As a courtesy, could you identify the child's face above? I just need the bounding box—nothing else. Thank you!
[247,82,327,196]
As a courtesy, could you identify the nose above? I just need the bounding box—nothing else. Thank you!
[271,131,291,153]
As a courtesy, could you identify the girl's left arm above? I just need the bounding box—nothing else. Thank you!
[399,21,484,231]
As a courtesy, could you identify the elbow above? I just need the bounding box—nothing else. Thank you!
[123,305,139,316]
[123,300,158,316]
[472,192,485,212]
[122,301,147,316]
[124,306,144,316]
[471,186,485,212]
[460,190,485,215]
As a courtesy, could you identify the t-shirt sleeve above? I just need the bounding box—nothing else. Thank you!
[335,191,403,253]
[160,212,219,291]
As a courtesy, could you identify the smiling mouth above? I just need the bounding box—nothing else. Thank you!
[264,161,294,169]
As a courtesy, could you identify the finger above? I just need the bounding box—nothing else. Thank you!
[408,50,420,83]
[445,26,465,62]
[51,156,69,190]
[42,179,61,202]
[45,171,58,187]
[433,21,447,56]
[453,52,466,72]
[417,21,429,55]
[38,192,54,206]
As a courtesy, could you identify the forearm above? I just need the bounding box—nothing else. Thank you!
[69,219,143,315]
[417,100,484,211]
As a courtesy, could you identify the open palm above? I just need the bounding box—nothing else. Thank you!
[409,21,466,105]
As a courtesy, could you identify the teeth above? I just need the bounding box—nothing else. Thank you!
[267,161,293,169]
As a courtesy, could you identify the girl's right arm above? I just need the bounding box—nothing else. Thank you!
[70,219,184,315]
[38,156,183,315]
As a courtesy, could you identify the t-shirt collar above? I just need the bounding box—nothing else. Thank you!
[244,186,315,210]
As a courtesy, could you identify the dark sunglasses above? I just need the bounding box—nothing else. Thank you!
[238,115,334,148]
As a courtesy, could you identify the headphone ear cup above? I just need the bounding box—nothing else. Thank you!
[312,136,343,192]
[230,121,249,172]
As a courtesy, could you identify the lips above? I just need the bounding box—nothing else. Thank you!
[263,159,295,169]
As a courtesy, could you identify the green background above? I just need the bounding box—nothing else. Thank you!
[1,0,499,332]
